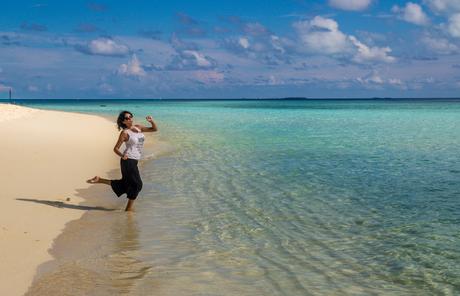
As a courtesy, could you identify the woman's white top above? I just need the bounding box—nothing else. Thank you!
[123,127,145,160]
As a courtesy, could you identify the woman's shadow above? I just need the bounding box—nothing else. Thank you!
[16,198,115,211]
[17,168,123,212]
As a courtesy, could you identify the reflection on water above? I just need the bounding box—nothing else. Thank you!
[26,210,150,295]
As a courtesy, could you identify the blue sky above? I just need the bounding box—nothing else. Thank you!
[1,0,460,98]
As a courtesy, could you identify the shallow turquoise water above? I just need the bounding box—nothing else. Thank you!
[20,100,460,295]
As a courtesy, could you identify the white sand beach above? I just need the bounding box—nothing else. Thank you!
[0,104,119,295]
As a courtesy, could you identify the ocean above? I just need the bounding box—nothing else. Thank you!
[14,99,460,295]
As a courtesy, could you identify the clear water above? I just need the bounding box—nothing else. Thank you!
[19,100,460,295]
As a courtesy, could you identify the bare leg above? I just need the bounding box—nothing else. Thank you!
[125,199,135,211]
[86,176,111,185]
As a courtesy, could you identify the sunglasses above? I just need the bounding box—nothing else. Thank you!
[124,115,133,120]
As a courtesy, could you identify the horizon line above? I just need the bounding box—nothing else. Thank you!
[2,97,460,102]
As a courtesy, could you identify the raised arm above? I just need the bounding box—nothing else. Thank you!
[136,115,158,133]
[113,130,128,158]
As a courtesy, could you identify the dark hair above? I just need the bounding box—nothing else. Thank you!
[117,111,133,130]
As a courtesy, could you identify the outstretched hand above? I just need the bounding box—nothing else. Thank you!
[146,115,154,123]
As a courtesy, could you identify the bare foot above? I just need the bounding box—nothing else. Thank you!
[86,176,100,184]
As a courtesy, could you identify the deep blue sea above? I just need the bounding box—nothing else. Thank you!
[14,99,460,295]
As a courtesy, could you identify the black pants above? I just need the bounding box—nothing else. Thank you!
[111,158,143,200]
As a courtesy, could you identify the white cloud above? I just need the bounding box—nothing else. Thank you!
[392,2,430,26]
[328,0,372,11]
[118,54,146,77]
[77,38,130,57]
[357,71,406,88]
[349,36,396,63]
[422,35,458,53]
[364,74,384,84]
[294,16,395,63]
[222,34,289,65]
[388,78,405,86]
[310,16,339,31]
[423,0,460,14]
[268,75,282,85]
[294,16,350,54]
[183,50,213,67]
[158,49,217,71]
[270,35,286,54]
[164,35,218,70]
[447,13,460,37]
[238,37,250,49]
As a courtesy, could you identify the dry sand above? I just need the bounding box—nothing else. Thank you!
[0,103,120,295]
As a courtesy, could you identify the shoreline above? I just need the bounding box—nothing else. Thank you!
[0,103,121,295]
[24,148,171,295]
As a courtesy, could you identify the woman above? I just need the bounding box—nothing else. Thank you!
[87,111,157,211]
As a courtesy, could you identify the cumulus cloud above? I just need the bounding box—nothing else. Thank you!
[294,16,395,63]
[357,71,405,88]
[358,73,384,84]
[145,36,217,71]
[223,37,252,54]
[118,54,146,77]
[183,50,214,67]
[328,0,372,11]
[447,13,460,37]
[422,35,458,53]
[218,17,292,65]
[166,50,217,70]
[149,34,216,70]
[293,16,350,54]
[75,38,130,57]
[349,36,396,63]
[270,35,288,55]
[392,2,430,26]
[238,37,250,49]
[423,0,460,14]
[222,34,290,65]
